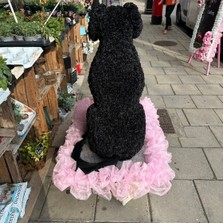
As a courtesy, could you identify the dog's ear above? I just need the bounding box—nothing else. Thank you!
[124,3,143,39]
[88,4,106,41]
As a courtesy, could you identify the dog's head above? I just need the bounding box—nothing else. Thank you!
[88,2,142,41]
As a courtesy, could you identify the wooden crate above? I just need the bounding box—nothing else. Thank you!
[0,151,22,184]
[0,97,16,137]
[80,16,86,26]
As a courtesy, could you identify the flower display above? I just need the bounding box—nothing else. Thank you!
[193,31,213,61]
[53,97,175,205]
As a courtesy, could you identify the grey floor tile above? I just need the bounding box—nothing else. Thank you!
[149,96,165,108]
[202,75,223,84]
[30,177,52,220]
[215,109,223,122]
[163,96,195,108]
[156,75,182,84]
[95,195,150,222]
[184,67,203,75]
[210,126,223,146]
[204,148,223,179]
[195,180,223,223]
[165,135,181,148]
[183,109,221,126]
[147,84,174,95]
[163,67,187,75]
[197,84,223,95]
[191,96,223,108]
[151,61,172,67]
[179,76,205,84]
[172,84,201,95]
[180,127,220,148]
[169,148,213,179]
[39,184,97,221]
[146,67,165,75]
[150,180,207,223]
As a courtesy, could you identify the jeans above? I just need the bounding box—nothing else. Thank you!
[165,4,176,30]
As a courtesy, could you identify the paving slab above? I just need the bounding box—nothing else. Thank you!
[183,109,222,126]
[147,84,174,96]
[150,180,208,223]
[144,75,157,84]
[163,96,195,108]
[184,67,203,75]
[210,126,223,146]
[157,55,177,61]
[209,67,223,75]
[169,148,213,179]
[180,127,221,148]
[202,75,223,84]
[146,67,165,75]
[179,75,205,84]
[39,184,97,221]
[30,176,52,221]
[197,84,223,95]
[163,67,188,75]
[151,61,172,67]
[156,74,182,84]
[95,195,150,222]
[165,135,181,148]
[218,95,223,103]
[191,96,223,108]
[214,109,223,122]
[149,96,165,108]
[204,148,223,179]
[172,84,201,95]
[175,109,189,126]
[195,180,223,223]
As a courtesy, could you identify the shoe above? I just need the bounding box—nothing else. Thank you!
[163,30,167,34]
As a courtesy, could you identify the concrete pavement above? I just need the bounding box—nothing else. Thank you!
[29,14,223,223]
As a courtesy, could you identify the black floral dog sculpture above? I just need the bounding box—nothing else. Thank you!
[72,2,146,173]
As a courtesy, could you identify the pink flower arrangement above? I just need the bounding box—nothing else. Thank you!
[193,31,213,61]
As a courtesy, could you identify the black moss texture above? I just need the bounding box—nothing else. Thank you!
[87,3,146,160]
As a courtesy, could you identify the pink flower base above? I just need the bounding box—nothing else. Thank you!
[52,97,175,205]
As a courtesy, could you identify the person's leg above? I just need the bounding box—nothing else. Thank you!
[168,4,176,27]
[165,5,170,31]
[165,4,175,32]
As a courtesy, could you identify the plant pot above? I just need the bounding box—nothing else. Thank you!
[0,36,14,42]
[14,35,24,41]
[24,35,40,41]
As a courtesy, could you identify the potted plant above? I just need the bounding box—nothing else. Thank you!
[13,23,25,41]
[0,23,14,41]
[0,56,12,91]
[20,21,41,41]
[58,91,75,118]
[18,132,50,170]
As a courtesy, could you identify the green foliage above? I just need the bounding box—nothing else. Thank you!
[0,23,13,37]
[44,0,57,12]
[45,17,64,43]
[11,101,23,124]
[0,56,12,90]
[71,2,86,15]
[18,132,50,163]
[58,91,75,112]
